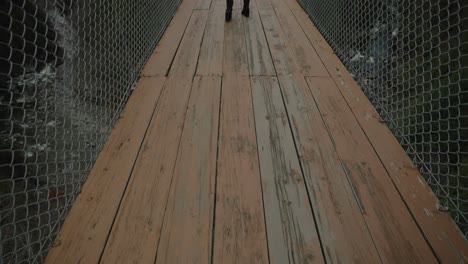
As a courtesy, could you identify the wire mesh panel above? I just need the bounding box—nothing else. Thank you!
[297,0,468,234]
[0,0,181,262]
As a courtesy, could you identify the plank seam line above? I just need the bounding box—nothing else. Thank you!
[154,10,210,263]
[287,2,440,259]
[210,75,223,264]
[249,74,277,77]
[165,8,195,77]
[256,7,327,262]
[195,8,217,79]
[153,81,196,264]
[96,77,168,263]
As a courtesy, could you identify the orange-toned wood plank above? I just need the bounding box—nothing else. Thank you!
[213,13,268,263]
[290,5,468,262]
[244,10,276,76]
[305,76,436,263]
[141,0,197,77]
[44,76,165,264]
[278,75,381,263]
[196,8,224,76]
[100,10,208,264]
[251,76,324,263]
[155,76,221,264]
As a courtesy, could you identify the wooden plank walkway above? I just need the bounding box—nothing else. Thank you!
[46,0,468,263]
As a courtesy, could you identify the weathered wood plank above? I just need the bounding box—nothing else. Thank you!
[213,13,268,263]
[244,10,276,76]
[269,0,328,77]
[260,7,380,262]
[213,75,268,263]
[196,0,212,10]
[100,11,208,264]
[155,76,221,264]
[255,0,273,9]
[305,76,437,263]
[141,0,197,76]
[223,13,249,76]
[196,7,224,76]
[258,8,298,75]
[44,76,165,264]
[251,76,324,263]
[290,5,468,261]
[278,75,381,263]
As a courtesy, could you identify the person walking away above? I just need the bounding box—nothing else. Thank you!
[226,0,250,21]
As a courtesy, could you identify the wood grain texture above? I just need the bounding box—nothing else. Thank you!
[260,7,380,262]
[269,0,328,77]
[305,76,437,263]
[196,7,224,76]
[223,13,250,77]
[289,4,468,261]
[244,10,276,76]
[278,75,381,263]
[251,76,324,264]
[196,0,212,10]
[141,0,197,76]
[155,76,221,264]
[258,7,298,75]
[213,74,268,264]
[213,13,268,263]
[44,77,165,264]
[255,0,273,9]
[100,11,208,264]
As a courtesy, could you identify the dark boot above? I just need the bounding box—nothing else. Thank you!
[226,0,233,21]
[225,9,232,21]
[242,0,250,17]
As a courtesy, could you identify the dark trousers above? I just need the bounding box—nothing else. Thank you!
[227,0,250,10]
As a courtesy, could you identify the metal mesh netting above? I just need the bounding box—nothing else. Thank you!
[0,0,181,262]
[297,0,468,234]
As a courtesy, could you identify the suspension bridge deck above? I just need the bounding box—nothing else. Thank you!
[45,0,468,262]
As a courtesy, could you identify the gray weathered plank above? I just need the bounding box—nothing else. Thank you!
[244,10,276,76]
[213,13,269,263]
[251,76,324,263]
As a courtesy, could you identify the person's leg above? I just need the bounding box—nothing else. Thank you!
[226,0,233,21]
[242,0,250,17]
[227,0,233,10]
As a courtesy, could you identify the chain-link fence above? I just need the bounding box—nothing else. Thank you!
[0,0,181,262]
[297,0,468,235]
